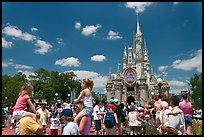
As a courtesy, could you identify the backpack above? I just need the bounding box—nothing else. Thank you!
[104,112,116,128]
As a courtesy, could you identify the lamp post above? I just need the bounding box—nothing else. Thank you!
[5,96,7,104]
[68,93,70,103]
[55,92,58,101]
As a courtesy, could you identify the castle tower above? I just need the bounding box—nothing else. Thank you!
[122,45,127,70]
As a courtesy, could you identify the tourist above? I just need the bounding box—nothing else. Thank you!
[103,104,118,135]
[8,103,15,129]
[12,83,37,121]
[127,105,140,135]
[74,101,91,135]
[179,92,193,135]
[18,102,43,135]
[154,94,163,127]
[93,99,104,135]
[37,103,50,134]
[18,113,44,135]
[100,103,107,135]
[61,108,80,135]
[158,100,171,134]
[74,79,94,124]
[116,102,125,135]
[49,111,60,135]
[166,95,185,135]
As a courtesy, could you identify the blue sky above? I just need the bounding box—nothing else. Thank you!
[2,2,202,94]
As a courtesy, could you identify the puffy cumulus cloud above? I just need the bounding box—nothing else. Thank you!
[3,25,36,41]
[107,30,123,40]
[55,57,81,67]
[35,40,53,55]
[91,55,106,62]
[75,22,81,30]
[2,23,53,55]
[125,2,154,13]
[14,64,33,69]
[169,80,187,87]
[171,49,202,73]
[16,70,38,80]
[64,70,108,91]
[81,24,101,36]
[31,27,38,32]
[2,37,13,48]
[158,65,168,72]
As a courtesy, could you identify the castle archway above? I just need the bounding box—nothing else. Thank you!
[127,95,135,106]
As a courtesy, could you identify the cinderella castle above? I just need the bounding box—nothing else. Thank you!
[105,15,170,106]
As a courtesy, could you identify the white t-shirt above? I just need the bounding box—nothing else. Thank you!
[93,105,101,120]
[62,122,80,135]
[50,117,60,129]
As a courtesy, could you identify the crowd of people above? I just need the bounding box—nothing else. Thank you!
[2,78,202,135]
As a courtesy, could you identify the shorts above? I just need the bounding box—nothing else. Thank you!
[50,129,58,135]
[82,107,93,116]
[184,116,192,126]
[94,120,101,131]
[13,110,26,120]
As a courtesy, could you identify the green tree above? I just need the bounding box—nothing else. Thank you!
[190,73,202,109]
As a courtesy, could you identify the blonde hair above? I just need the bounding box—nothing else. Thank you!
[82,79,94,90]
[19,83,34,97]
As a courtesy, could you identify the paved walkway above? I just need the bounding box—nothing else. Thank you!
[2,126,117,135]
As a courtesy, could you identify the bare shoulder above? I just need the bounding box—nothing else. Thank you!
[83,88,91,96]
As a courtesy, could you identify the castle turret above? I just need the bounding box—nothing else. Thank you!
[123,45,127,70]
[135,14,143,61]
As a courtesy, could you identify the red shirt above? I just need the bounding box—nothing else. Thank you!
[13,95,30,111]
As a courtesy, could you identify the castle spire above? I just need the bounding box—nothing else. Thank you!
[123,44,127,59]
[136,13,142,37]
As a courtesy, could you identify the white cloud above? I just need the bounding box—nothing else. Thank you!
[31,27,38,32]
[75,22,81,30]
[158,65,168,72]
[91,55,106,62]
[173,2,181,5]
[14,64,33,69]
[2,62,9,67]
[107,30,123,40]
[81,24,101,36]
[3,24,52,55]
[171,49,202,72]
[56,38,64,45]
[16,70,37,79]
[2,37,13,48]
[55,57,81,67]
[35,40,53,55]
[169,80,187,87]
[3,25,36,41]
[65,70,108,91]
[125,2,154,13]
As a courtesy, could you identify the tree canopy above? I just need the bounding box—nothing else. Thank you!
[2,68,81,105]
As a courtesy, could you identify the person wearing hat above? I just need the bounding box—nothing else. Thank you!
[49,111,60,135]
[112,98,119,113]
[60,108,80,135]
[36,103,50,134]
[103,104,118,135]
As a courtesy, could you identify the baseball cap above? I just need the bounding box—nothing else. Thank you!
[113,98,118,102]
[109,99,114,103]
[108,104,113,109]
[60,108,73,118]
